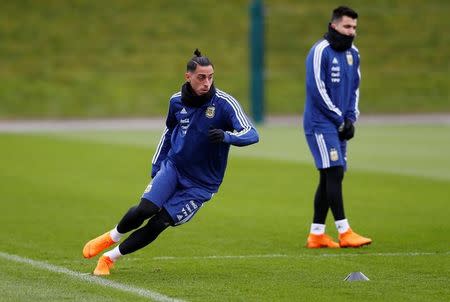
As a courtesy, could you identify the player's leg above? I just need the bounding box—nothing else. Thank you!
[305,133,339,248]
[93,186,213,275]
[326,165,346,222]
[83,160,177,259]
[93,209,174,276]
[123,159,179,232]
[118,209,173,255]
[82,199,161,259]
[116,198,161,234]
[313,169,329,224]
[321,164,373,246]
[330,139,372,247]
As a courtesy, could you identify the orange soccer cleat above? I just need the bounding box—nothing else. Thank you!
[83,232,115,259]
[339,228,372,248]
[93,255,114,276]
[306,233,340,248]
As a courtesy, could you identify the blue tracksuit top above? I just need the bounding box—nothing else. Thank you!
[303,39,360,134]
[151,88,259,192]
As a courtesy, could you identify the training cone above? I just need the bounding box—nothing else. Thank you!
[343,272,370,281]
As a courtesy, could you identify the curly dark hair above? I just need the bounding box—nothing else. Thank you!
[331,6,358,22]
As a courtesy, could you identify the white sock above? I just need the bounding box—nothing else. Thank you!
[310,223,326,235]
[109,226,124,243]
[104,246,123,262]
[335,219,350,234]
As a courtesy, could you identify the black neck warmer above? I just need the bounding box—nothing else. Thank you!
[181,82,216,107]
[324,23,354,51]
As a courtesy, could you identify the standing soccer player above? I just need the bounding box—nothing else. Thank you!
[303,6,372,248]
[83,49,259,275]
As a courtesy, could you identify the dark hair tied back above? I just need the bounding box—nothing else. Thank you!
[186,48,213,72]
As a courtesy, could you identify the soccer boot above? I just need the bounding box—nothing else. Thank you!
[93,255,114,276]
[306,233,340,248]
[83,231,115,259]
[339,228,372,248]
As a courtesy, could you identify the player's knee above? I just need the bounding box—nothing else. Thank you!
[144,209,174,232]
[156,208,175,228]
[135,198,160,219]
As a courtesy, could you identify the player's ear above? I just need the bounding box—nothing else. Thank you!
[185,72,191,82]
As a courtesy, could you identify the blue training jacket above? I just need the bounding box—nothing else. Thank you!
[303,39,360,134]
[151,88,259,192]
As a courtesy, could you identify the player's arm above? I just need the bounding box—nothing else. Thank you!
[209,95,259,146]
[345,48,360,123]
[310,47,344,128]
[151,101,176,177]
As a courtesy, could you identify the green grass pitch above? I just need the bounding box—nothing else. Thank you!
[0,123,449,301]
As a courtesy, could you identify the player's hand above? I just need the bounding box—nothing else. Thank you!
[339,119,355,141]
[208,128,225,143]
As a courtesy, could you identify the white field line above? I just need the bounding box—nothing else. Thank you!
[152,251,450,261]
[0,252,185,302]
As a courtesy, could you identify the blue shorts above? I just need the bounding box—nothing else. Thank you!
[305,132,347,170]
[142,160,214,226]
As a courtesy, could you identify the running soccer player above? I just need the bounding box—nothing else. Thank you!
[83,49,259,275]
[303,6,372,248]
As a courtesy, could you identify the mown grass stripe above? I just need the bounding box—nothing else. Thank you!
[0,252,185,302]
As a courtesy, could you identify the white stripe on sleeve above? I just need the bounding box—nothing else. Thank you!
[352,45,361,119]
[170,92,181,99]
[216,90,252,138]
[355,65,361,119]
[216,90,251,128]
[313,41,342,116]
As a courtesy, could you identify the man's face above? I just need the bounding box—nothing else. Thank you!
[332,16,357,37]
[185,65,214,95]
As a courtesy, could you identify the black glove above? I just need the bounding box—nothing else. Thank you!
[339,119,355,141]
[208,128,225,143]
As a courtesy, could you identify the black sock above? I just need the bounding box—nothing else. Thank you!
[116,198,160,234]
[326,166,346,221]
[313,166,346,224]
[313,169,328,224]
[119,208,174,255]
